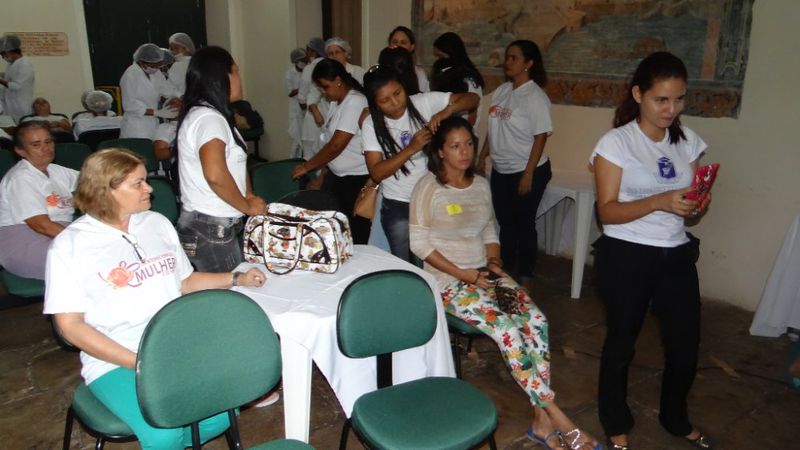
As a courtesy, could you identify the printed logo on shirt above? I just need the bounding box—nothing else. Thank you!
[656,157,676,179]
[46,192,73,209]
[399,130,413,148]
[99,253,178,289]
[488,105,512,121]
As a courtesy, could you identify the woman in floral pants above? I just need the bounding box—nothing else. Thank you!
[409,117,599,450]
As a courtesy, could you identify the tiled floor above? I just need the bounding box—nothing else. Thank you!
[1,254,797,449]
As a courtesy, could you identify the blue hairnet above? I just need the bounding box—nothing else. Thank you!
[307,37,326,58]
[161,48,175,66]
[290,48,306,63]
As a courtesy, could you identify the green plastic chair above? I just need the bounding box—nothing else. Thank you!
[0,148,15,180]
[54,143,92,171]
[97,138,157,172]
[136,290,313,450]
[50,317,136,449]
[147,177,179,224]
[336,270,498,450]
[250,158,305,203]
[0,270,45,298]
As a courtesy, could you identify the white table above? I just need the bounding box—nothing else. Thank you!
[535,169,597,299]
[750,211,800,337]
[234,245,455,442]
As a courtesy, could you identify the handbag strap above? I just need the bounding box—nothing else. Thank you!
[263,221,304,275]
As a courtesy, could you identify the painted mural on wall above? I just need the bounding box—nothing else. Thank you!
[412,0,754,118]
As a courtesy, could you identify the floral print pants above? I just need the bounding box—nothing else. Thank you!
[442,276,554,406]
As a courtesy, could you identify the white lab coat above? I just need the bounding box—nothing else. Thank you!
[167,55,191,97]
[119,63,175,139]
[284,66,303,157]
[1,56,35,123]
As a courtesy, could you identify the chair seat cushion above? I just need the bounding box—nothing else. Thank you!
[446,314,484,335]
[0,270,45,298]
[72,384,133,438]
[351,377,497,450]
[249,438,315,449]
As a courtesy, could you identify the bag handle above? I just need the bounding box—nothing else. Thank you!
[262,221,304,275]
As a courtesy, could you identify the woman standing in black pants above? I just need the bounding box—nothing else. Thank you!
[479,40,552,279]
[591,52,713,450]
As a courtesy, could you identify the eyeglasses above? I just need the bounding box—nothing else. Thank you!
[122,235,146,263]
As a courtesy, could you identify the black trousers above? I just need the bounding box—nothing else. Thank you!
[321,172,371,245]
[595,235,700,437]
[490,160,551,276]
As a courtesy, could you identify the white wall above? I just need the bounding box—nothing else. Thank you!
[0,0,93,115]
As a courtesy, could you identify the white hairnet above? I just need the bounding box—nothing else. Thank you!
[161,48,175,66]
[0,35,22,53]
[168,32,195,54]
[133,43,164,63]
[307,37,326,58]
[290,48,306,63]
[85,91,113,114]
[80,91,91,110]
[325,37,351,57]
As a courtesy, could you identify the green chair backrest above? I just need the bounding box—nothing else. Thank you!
[54,143,92,171]
[251,158,305,203]
[136,290,281,428]
[97,138,157,172]
[147,177,179,224]
[0,149,14,180]
[278,189,341,212]
[337,270,437,358]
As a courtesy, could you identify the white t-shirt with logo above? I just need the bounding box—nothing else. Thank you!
[178,106,248,218]
[487,80,553,174]
[362,91,451,202]
[323,90,369,177]
[44,211,194,384]
[0,160,78,226]
[590,120,707,247]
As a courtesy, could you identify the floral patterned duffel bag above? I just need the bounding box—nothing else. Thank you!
[243,202,353,274]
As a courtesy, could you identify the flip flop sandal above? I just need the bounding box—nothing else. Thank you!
[606,436,630,450]
[685,431,714,449]
[562,428,603,450]
[526,427,564,449]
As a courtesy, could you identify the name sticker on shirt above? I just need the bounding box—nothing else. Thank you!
[446,203,463,215]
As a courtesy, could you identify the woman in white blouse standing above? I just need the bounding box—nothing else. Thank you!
[119,43,180,139]
[291,58,371,243]
[478,40,553,280]
[176,46,266,272]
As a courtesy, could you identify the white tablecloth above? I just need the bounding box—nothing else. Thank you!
[750,212,800,337]
[234,245,455,417]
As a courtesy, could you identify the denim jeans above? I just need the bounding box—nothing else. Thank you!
[380,197,410,262]
[177,210,244,273]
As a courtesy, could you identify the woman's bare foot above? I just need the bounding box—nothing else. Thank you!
[607,434,628,448]
[543,403,599,449]
[529,407,566,449]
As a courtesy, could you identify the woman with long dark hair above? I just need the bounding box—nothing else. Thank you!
[378,46,420,96]
[291,58,371,243]
[478,39,552,279]
[592,52,713,450]
[361,65,478,261]
[387,26,429,92]
[175,46,266,273]
[411,117,600,450]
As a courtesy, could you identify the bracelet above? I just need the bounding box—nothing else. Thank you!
[231,271,244,287]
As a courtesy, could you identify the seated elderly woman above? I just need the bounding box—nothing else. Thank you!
[409,117,600,450]
[0,121,79,279]
[43,148,267,448]
[21,97,73,136]
[72,90,122,139]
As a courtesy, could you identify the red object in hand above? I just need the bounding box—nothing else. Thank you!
[684,163,720,205]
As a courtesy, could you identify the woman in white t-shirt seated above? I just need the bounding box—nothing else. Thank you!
[591,52,713,450]
[0,121,78,279]
[176,46,267,273]
[361,65,478,262]
[410,117,600,450]
[72,90,122,139]
[21,97,73,136]
[291,58,371,243]
[478,40,553,280]
[44,148,266,449]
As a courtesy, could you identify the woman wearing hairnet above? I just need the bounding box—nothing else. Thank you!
[73,91,121,139]
[167,32,195,96]
[0,35,35,123]
[119,43,181,139]
[285,48,307,158]
[298,37,326,159]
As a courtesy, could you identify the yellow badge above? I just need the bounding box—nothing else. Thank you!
[446,203,463,215]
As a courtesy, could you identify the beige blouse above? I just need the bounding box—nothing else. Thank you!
[409,172,499,288]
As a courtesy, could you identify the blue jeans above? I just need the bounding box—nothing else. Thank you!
[89,367,230,450]
[177,210,244,273]
[380,197,410,262]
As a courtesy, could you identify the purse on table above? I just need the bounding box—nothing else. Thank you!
[243,202,353,274]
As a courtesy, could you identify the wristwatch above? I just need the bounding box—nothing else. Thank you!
[231,271,244,287]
